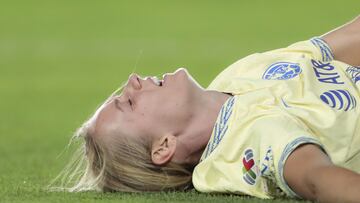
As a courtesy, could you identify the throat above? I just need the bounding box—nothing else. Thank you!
[173,91,232,166]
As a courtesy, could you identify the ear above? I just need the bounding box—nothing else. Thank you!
[151,134,177,165]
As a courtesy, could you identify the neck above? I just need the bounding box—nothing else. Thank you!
[173,90,231,167]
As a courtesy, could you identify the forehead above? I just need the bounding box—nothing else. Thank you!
[91,98,124,138]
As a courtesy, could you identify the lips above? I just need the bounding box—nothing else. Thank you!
[149,76,164,86]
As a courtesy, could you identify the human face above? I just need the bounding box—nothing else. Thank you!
[92,68,204,143]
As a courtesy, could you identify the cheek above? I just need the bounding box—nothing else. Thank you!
[123,116,151,139]
[133,101,159,125]
[135,100,171,131]
[135,87,186,124]
[136,91,166,115]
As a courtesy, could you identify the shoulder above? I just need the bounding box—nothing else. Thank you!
[208,38,327,92]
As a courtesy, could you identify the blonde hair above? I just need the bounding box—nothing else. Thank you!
[50,89,193,192]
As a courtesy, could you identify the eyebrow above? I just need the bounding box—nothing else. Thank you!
[113,98,124,112]
[99,84,126,113]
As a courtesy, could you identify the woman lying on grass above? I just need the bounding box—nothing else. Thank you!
[55,16,360,202]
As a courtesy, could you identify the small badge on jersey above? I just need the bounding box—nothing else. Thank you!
[320,89,357,111]
[262,62,302,80]
[242,148,259,185]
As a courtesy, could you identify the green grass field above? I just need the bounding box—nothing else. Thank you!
[0,0,359,202]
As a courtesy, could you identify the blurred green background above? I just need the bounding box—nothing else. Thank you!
[0,0,358,202]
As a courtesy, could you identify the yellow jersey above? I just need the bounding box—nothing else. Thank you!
[192,38,360,199]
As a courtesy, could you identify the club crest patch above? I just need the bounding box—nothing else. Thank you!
[320,89,357,111]
[242,148,259,185]
[262,62,302,80]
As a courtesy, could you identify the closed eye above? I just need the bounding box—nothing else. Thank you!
[128,97,135,110]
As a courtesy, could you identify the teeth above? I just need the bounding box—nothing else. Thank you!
[151,77,161,86]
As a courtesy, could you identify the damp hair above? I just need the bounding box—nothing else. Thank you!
[49,86,193,192]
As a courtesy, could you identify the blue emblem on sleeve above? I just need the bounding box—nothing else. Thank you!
[320,89,357,111]
[346,66,360,85]
[310,37,334,62]
[262,62,302,80]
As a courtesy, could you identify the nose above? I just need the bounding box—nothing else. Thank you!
[128,73,142,90]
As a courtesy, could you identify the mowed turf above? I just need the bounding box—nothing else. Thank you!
[0,1,358,202]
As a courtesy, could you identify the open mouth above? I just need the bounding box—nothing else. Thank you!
[150,76,164,87]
